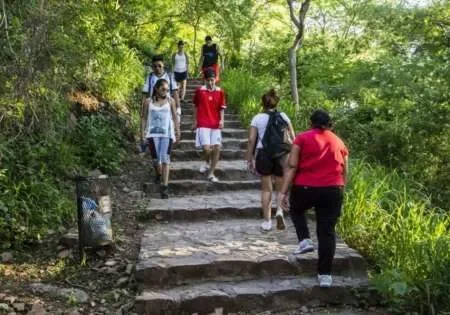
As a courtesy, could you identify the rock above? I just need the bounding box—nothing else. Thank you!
[13,303,25,311]
[116,277,128,287]
[0,293,5,300]
[104,259,118,267]
[58,249,73,259]
[67,310,81,315]
[29,283,89,304]
[27,303,46,315]
[125,264,134,275]
[89,169,103,177]
[1,252,13,263]
[122,187,130,193]
[59,230,79,248]
[0,303,9,311]
[300,306,309,313]
[8,312,17,315]
[128,191,142,198]
[3,296,17,304]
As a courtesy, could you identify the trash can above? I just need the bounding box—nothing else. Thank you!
[75,175,113,258]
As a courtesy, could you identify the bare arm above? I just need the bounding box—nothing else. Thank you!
[216,44,223,68]
[170,98,180,142]
[140,98,150,141]
[246,126,258,164]
[280,144,300,194]
[287,122,295,144]
[343,155,349,184]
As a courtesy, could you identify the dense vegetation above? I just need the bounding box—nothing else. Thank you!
[1,0,449,313]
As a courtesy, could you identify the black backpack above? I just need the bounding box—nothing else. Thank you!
[261,111,291,159]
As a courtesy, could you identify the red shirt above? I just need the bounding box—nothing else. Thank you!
[193,86,226,128]
[293,129,348,187]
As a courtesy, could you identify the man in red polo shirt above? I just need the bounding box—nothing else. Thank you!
[192,68,226,182]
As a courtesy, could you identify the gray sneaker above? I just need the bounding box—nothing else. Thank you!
[293,238,314,254]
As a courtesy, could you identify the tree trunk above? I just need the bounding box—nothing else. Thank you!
[286,0,311,110]
[288,47,299,109]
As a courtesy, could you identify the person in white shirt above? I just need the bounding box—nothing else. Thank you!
[172,41,189,103]
[141,55,180,142]
[246,89,295,231]
[141,79,180,199]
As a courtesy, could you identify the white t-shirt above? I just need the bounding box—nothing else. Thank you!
[142,72,178,97]
[250,112,291,149]
[173,53,187,73]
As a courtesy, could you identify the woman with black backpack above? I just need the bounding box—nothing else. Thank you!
[246,89,295,231]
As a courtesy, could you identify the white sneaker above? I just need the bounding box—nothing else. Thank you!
[318,274,333,287]
[199,164,209,174]
[208,174,219,183]
[293,238,314,254]
[275,208,286,230]
[260,220,272,231]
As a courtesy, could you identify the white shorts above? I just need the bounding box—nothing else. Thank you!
[195,128,222,148]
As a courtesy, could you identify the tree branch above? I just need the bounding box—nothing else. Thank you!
[287,0,300,29]
[1,0,17,59]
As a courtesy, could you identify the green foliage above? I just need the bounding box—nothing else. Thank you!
[73,113,128,174]
[0,136,76,248]
[340,161,450,313]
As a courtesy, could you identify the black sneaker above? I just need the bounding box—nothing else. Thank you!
[160,185,169,199]
[154,174,161,185]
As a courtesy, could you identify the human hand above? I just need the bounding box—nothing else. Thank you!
[247,160,255,174]
[219,119,224,129]
[191,122,197,131]
[278,192,290,211]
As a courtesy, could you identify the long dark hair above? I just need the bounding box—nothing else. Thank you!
[152,78,169,100]
[261,88,280,110]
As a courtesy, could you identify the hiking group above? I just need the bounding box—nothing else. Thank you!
[140,35,349,288]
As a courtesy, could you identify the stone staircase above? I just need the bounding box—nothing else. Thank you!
[134,79,371,314]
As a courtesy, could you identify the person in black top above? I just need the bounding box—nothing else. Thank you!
[198,35,222,83]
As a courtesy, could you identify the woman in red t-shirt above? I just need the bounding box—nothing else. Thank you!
[278,110,348,288]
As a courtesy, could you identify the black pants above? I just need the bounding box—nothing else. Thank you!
[289,185,343,275]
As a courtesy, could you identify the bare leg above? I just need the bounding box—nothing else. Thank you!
[180,80,187,101]
[162,163,170,186]
[209,144,221,177]
[274,176,284,210]
[261,175,273,221]
[202,145,212,165]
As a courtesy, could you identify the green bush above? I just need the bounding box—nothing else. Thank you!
[73,113,128,174]
[0,137,76,248]
[340,161,450,313]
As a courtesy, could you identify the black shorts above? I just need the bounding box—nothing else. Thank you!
[174,71,187,82]
[255,149,286,177]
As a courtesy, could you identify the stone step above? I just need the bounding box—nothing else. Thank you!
[171,149,246,161]
[175,139,247,150]
[143,179,260,195]
[181,129,247,140]
[135,219,367,287]
[135,275,371,314]
[181,120,242,130]
[137,190,266,221]
[169,161,253,180]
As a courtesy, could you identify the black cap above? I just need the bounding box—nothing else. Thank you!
[178,40,184,46]
[205,35,212,41]
[204,67,216,79]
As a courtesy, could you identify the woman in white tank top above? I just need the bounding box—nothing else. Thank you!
[141,79,180,199]
[172,40,189,102]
